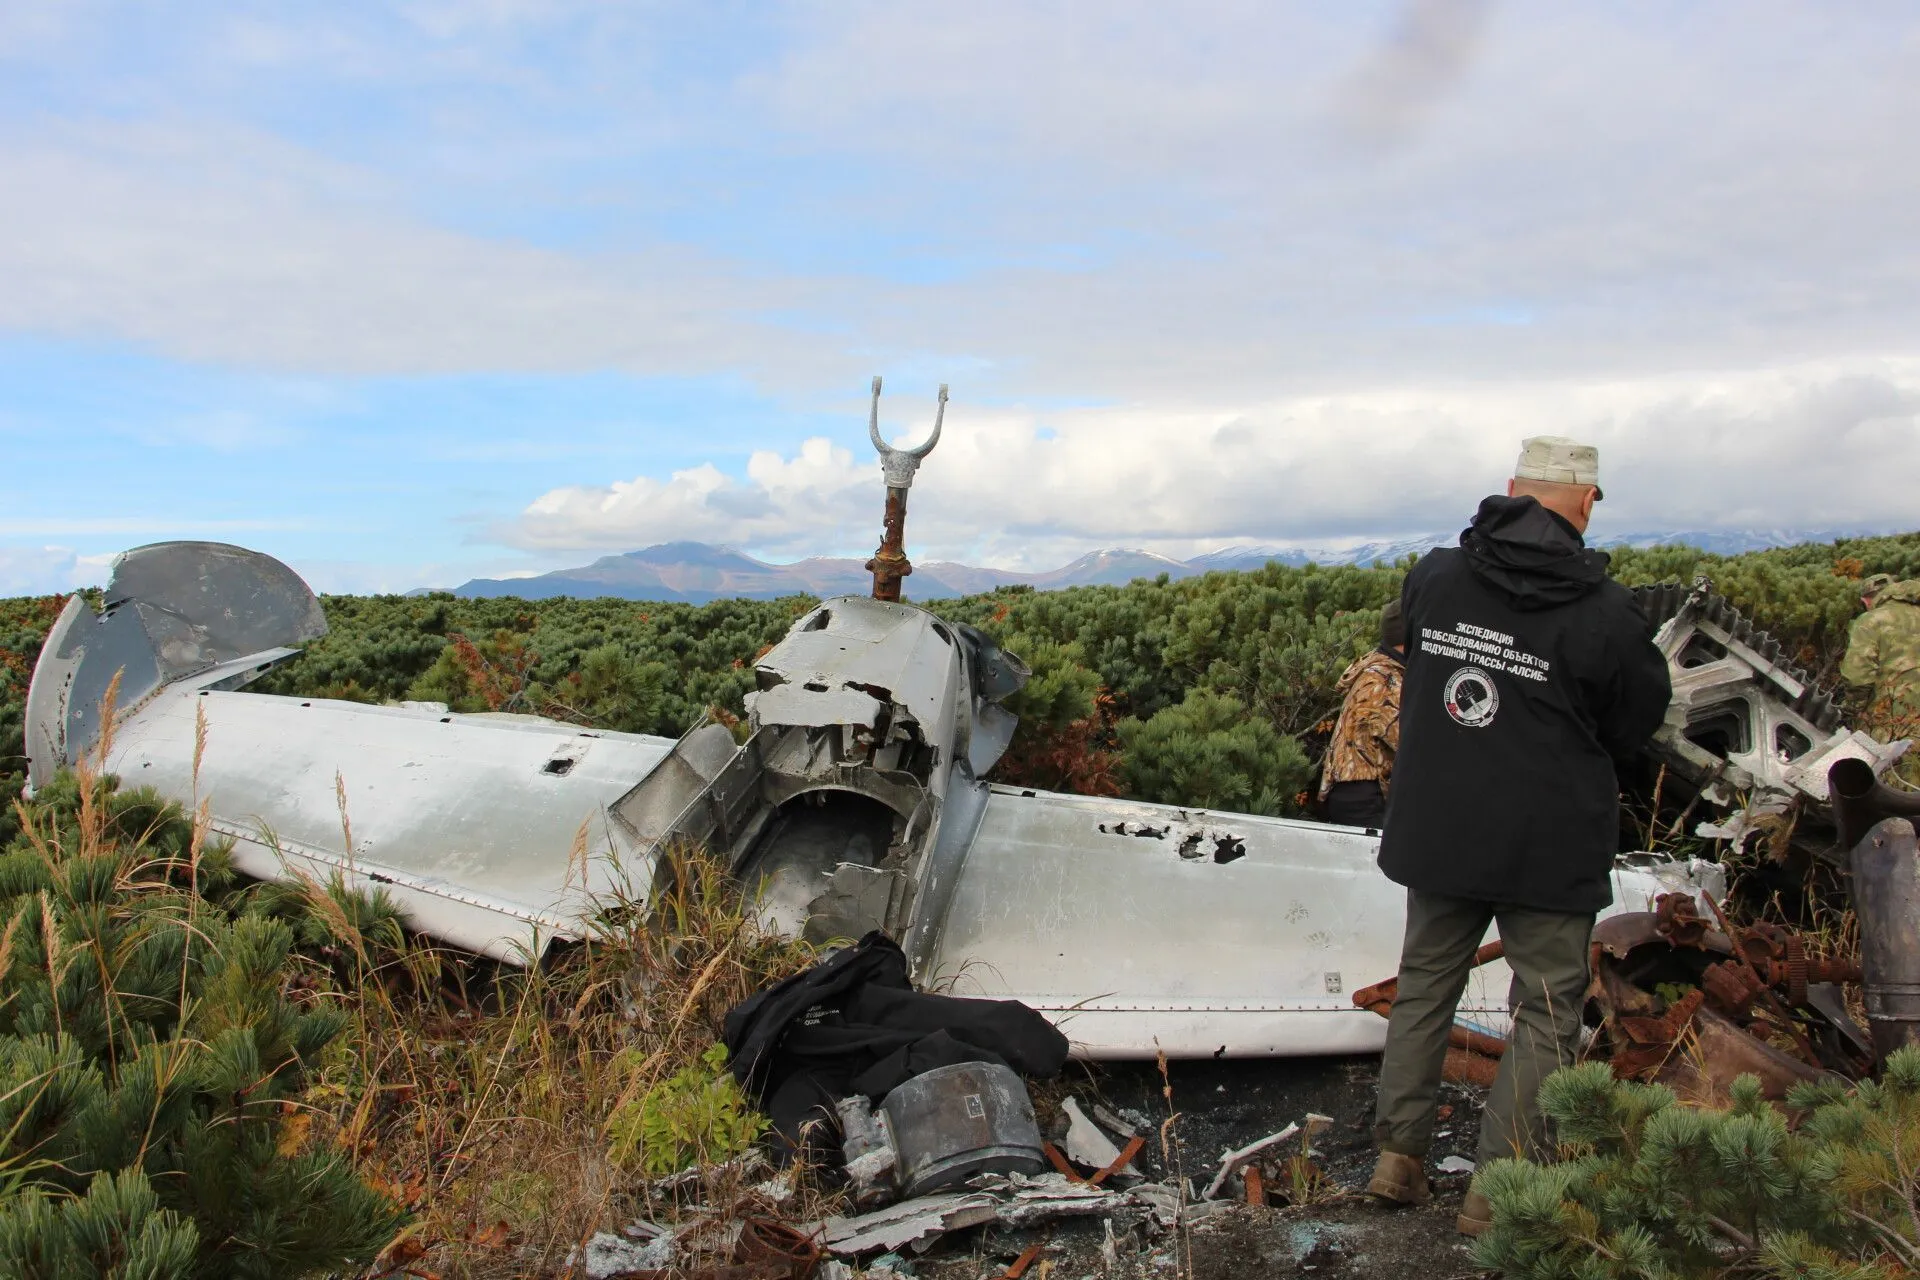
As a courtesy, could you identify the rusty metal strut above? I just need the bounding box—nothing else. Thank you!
[865,375,946,601]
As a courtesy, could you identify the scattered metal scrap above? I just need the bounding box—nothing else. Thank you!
[567,1213,822,1280]
[808,1171,1133,1258]
[1587,892,1862,1104]
[1579,755,1920,1098]
[1351,878,1882,1101]
[1203,1123,1302,1201]
[1636,578,1909,863]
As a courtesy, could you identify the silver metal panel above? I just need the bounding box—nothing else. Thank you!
[24,541,329,790]
[106,540,328,679]
[105,657,678,960]
[928,786,1714,1058]
[750,597,965,750]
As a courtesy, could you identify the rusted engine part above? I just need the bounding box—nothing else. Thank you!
[1353,940,1510,1087]
[1590,894,1865,1101]
[836,1061,1046,1207]
[1633,579,1908,865]
[865,376,947,603]
[1830,758,1920,1062]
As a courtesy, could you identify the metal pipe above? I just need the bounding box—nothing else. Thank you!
[1829,756,1920,851]
[869,485,913,602]
[1850,817,1920,1064]
[1830,760,1920,1065]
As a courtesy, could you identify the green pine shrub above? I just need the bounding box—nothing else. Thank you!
[1116,686,1312,816]
[0,769,402,1278]
[6,532,1916,827]
[1473,1049,1920,1279]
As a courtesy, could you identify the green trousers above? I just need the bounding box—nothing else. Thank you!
[1373,889,1595,1168]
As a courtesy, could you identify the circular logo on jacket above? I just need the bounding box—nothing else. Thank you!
[1443,666,1500,728]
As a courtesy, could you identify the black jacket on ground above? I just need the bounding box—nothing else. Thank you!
[1376,495,1671,913]
[722,932,1069,1157]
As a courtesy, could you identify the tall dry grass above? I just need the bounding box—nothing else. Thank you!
[296,839,823,1278]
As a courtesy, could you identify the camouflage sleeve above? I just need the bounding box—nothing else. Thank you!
[1382,668,1402,753]
[1839,611,1883,689]
[1348,666,1400,744]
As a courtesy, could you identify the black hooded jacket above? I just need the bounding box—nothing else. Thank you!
[1376,496,1672,913]
[723,932,1069,1158]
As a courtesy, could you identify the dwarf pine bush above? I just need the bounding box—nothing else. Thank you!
[1117,687,1313,816]
[1473,1051,1920,1279]
[0,770,401,1279]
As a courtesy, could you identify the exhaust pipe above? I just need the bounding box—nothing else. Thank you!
[1831,759,1920,1064]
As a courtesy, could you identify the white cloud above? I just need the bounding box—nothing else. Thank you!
[0,546,113,596]
[510,438,879,552]
[0,122,818,378]
[502,359,1920,567]
[4,6,1919,402]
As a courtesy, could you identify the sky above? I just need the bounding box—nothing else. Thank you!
[3,1,1919,594]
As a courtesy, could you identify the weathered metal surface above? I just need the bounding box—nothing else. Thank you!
[1830,756,1920,850]
[1591,894,1869,1088]
[99,655,675,960]
[881,1060,1045,1198]
[1848,816,1920,1062]
[24,541,327,790]
[868,488,913,604]
[923,786,1719,1058]
[1654,1006,1838,1106]
[108,540,329,675]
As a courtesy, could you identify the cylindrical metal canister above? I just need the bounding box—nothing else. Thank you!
[880,1061,1045,1198]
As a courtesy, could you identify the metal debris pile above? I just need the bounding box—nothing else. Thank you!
[1588,893,1865,1102]
[567,1081,1355,1279]
[1635,578,1908,867]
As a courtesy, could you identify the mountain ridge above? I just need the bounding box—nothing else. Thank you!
[430,528,1883,602]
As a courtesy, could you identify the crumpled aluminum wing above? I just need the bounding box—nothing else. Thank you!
[925,786,1722,1058]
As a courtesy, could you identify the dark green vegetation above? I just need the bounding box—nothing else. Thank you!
[0,770,402,1278]
[1476,1054,1920,1277]
[6,533,1920,826]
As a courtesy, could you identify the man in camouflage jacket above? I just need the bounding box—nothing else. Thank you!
[1319,598,1405,828]
[1841,574,1920,745]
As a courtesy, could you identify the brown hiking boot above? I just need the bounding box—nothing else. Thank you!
[1457,1189,1493,1237]
[1367,1151,1431,1206]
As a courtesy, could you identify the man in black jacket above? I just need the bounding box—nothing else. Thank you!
[1364,437,1671,1237]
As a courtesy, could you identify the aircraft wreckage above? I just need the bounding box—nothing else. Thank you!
[20,378,1912,1062]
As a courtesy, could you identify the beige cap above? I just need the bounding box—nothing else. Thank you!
[1514,436,1603,500]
